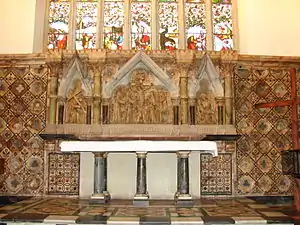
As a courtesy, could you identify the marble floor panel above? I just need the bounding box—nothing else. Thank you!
[0,196,299,224]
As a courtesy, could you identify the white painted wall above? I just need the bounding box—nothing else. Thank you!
[0,0,36,54]
[0,0,300,56]
[237,0,300,56]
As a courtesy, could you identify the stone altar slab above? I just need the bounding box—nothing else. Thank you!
[59,140,218,156]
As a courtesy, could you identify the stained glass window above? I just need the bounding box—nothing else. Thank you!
[103,0,124,50]
[45,0,235,51]
[48,0,71,49]
[212,0,233,51]
[185,0,206,50]
[131,0,151,50]
[75,0,98,50]
[159,0,179,50]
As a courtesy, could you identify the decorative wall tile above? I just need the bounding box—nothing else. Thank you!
[235,67,293,195]
[48,153,80,195]
[0,67,47,195]
[200,153,232,195]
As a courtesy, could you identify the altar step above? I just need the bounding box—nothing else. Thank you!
[0,196,298,225]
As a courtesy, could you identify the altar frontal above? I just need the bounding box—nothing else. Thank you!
[60,139,218,205]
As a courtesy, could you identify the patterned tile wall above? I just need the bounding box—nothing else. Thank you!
[200,153,233,195]
[235,68,294,195]
[0,67,47,195]
[48,153,80,195]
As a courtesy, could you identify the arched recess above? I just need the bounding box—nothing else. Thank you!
[57,54,93,124]
[103,52,178,99]
[189,54,224,98]
[188,53,224,125]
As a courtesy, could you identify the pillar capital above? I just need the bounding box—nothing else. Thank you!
[93,152,108,158]
[136,152,147,158]
[176,151,191,158]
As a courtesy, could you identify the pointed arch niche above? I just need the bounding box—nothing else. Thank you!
[56,55,93,124]
[103,52,178,124]
[188,54,228,125]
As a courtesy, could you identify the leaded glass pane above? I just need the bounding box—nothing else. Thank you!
[212,1,233,51]
[212,0,231,3]
[131,2,151,50]
[186,0,204,2]
[75,1,98,50]
[48,0,70,49]
[104,1,124,50]
[185,1,206,50]
[159,2,179,50]
[159,0,177,2]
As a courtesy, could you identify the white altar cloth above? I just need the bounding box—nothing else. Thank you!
[60,140,218,156]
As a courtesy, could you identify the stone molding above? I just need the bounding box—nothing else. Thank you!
[44,124,237,139]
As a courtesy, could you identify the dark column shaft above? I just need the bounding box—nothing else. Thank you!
[177,152,190,195]
[136,153,147,195]
[93,153,108,194]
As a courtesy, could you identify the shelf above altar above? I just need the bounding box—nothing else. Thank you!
[59,140,219,156]
[40,124,240,142]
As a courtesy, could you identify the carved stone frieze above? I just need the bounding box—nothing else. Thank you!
[44,124,238,138]
[103,52,179,99]
[111,69,172,124]
[196,92,217,124]
[65,79,88,124]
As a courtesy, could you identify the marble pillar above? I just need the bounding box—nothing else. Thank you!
[175,151,192,204]
[91,152,110,203]
[134,152,149,206]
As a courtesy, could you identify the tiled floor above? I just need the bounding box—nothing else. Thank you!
[0,196,298,224]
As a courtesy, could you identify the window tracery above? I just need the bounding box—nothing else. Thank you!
[46,0,235,51]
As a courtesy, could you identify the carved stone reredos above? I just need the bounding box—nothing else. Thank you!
[57,54,92,98]
[103,52,178,98]
[189,54,224,98]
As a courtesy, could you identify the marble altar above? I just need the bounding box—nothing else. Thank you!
[60,139,218,205]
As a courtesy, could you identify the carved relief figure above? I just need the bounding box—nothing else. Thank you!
[65,79,87,124]
[111,69,172,124]
[196,91,217,124]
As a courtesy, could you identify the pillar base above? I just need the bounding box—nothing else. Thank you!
[103,191,111,200]
[175,194,193,206]
[133,193,149,206]
[90,193,110,204]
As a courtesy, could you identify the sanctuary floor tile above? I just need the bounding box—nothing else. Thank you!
[0,196,299,224]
